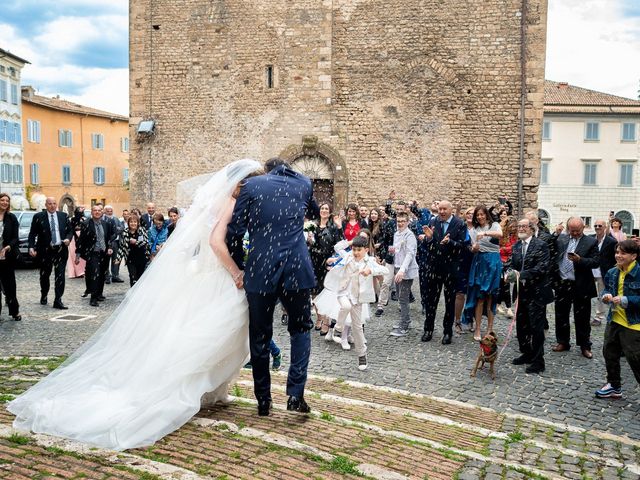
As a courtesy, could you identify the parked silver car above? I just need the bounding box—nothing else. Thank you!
[12,210,37,266]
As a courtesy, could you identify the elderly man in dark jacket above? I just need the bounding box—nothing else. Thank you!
[507,219,555,374]
[76,205,118,307]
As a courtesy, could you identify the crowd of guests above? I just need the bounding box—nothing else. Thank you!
[0,187,638,399]
[305,192,640,399]
[5,198,178,311]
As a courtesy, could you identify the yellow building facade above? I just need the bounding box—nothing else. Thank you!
[21,87,130,213]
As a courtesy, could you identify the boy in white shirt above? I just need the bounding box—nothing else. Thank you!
[315,235,387,370]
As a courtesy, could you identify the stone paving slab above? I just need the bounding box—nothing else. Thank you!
[0,358,639,479]
[1,267,640,443]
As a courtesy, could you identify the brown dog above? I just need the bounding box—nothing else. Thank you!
[470,331,498,380]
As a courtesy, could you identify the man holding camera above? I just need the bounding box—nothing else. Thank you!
[553,217,600,359]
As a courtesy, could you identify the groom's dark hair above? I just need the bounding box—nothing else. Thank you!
[264,157,289,173]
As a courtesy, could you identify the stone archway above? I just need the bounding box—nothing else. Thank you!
[59,194,76,215]
[279,136,348,210]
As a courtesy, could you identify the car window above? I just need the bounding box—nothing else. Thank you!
[19,212,36,228]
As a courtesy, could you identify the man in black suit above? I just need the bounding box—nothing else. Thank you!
[525,210,558,330]
[553,217,600,358]
[28,197,73,309]
[76,205,118,307]
[140,202,156,230]
[590,218,618,325]
[420,200,469,344]
[507,219,555,374]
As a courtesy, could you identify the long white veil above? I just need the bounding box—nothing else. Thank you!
[8,158,263,450]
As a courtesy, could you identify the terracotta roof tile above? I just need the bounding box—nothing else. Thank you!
[544,80,640,114]
[21,92,128,122]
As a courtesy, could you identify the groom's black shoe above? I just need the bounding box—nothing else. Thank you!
[286,396,311,413]
[257,398,272,416]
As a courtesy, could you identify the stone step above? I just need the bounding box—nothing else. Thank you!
[0,358,639,479]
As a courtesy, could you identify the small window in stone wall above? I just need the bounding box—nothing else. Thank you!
[580,216,592,228]
[265,65,274,89]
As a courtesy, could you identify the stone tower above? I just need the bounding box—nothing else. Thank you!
[129,0,548,211]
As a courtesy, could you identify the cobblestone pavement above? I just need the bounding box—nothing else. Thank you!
[1,266,639,446]
[0,360,638,479]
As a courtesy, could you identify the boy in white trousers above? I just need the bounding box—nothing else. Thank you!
[315,235,387,370]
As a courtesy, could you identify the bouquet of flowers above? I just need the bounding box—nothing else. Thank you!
[303,221,316,233]
[304,220,317,244]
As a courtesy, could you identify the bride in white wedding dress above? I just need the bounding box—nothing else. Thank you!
[8,159,263,451]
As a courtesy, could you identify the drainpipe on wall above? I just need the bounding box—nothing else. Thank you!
[148,0,155,202]
[517,0,528,217]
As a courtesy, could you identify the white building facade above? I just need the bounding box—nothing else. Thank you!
[0,48,29,203]
[538,81,640,234]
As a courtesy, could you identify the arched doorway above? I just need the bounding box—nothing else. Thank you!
[537,209,550,228]
[59,194,75,215]
[290,154,334,206]
[615,210,634,235]
[280,136,348,210]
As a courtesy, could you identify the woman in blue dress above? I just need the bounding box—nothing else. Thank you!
[466,205,503,341]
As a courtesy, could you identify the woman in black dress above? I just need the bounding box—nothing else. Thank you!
[115,215,150,287]
[308,202,344,334]
[0,193,21,320]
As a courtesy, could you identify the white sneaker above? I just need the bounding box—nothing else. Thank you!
[506,308,514,318]
[325,328,334,341]
[332,331,343,344]
[341,339,351,350]
[358,355,368,371]
[497,305,506,314]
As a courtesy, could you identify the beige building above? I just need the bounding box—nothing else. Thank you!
[0,47,29,204]
[129,0,548,212]
[21,88,130,213]
[539,81,640,234]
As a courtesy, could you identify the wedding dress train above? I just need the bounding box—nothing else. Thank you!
[8,159,261,450]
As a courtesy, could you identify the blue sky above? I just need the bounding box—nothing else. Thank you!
[0,0,638,116]
[0,0,128,114]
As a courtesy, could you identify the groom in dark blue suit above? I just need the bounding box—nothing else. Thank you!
[227,158,319,416]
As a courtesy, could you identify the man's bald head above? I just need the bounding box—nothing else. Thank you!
[567,217,584,239]
[45,197,57,213]
[438,200,453,221]
[594,218,607,238]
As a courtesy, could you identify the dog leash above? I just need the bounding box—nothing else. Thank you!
[497,270,519,358]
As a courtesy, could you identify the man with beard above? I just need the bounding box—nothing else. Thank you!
[506,219,554,374]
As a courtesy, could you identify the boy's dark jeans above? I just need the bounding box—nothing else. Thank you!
[603,321,640,389]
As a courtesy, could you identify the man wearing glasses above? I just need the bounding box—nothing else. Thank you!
[591,219,618,326]
[505,219,554,374]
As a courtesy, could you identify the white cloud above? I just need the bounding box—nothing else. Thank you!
[546,0,640,99]
[63,69,129,116]
[33,15,127,63]
[23,65,129,116]
[0,12,129,116]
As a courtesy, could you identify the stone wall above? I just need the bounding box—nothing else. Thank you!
[129,0,548,212]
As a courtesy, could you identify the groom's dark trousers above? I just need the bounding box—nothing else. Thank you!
[247,282,313,402]
[226,163,319,406]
